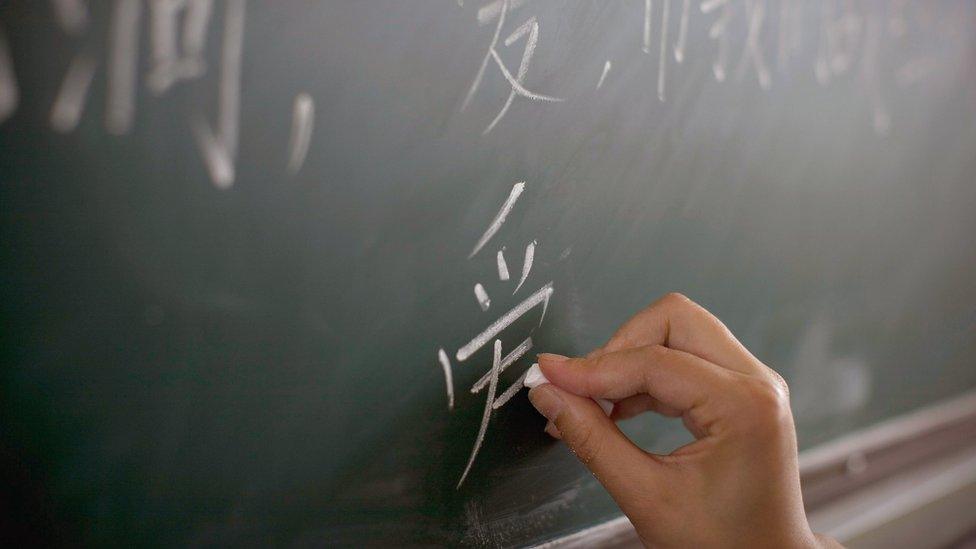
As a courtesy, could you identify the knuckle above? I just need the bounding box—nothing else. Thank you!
[737,377,792,432]
[660,291,693,310]
[662,293,722,330]
[764,366,791,398]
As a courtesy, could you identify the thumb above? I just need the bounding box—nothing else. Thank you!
[528,384,658,500]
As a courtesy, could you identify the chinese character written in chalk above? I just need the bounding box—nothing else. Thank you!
[435,181,554,488]
[460,0,563,135]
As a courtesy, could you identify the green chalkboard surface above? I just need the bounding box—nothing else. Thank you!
[2,1,975,546]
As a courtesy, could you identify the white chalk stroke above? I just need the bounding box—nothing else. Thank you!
[776,0,803,71]
[192,0,244,188]
[658,0,670,101]
[50,53,96,133]
[491,368,529,409]
[438,348,455,411]
[485,16,563,134]
[51,0,90,36]
[596,60,611,89]
[674,0,690,63]
[469,181,525,259]
[735,0,771,90]
[456,281,553,362]
[702,0,732,82]
[470,336,532,393]
[106,0,141,135]
[817,2,862,86]
[513,239,535,294]
[474,282,491,311]
[496,247,510,281]
[0,27,18,125]
[462,0,508,113]
[286,92,315,175]
[457,339,502,489]
[476,0,527,26]
[860,14,889,136]
[643,0,653,54]
[700,0,726,14]
[182,0,213,56]
[462,0,563,135]
[148,0,213,94]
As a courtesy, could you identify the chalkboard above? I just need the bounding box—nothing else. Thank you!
[2,1,975,546]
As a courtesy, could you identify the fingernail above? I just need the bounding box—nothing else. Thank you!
[528,385,565,421]
[544,421,562,439]
[537,353,570,363]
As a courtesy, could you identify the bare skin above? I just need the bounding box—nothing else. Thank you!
[528,293,843,549]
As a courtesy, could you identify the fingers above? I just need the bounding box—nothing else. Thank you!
[539,345,730,415]
[529,384,660,500]
[610,394,682,421]
[544,394,678,436]
[591,292,762,375]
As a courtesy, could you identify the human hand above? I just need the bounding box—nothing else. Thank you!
[528,293,841,548]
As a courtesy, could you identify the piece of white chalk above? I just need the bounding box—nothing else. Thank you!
[524,363,614,416]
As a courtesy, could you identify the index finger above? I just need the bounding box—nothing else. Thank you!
[540,344,733,416]
[589,292,762,375]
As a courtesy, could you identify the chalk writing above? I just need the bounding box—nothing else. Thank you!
[496,247,511,281]
[147,0,213,95]
[596,60,611,90]
[191,0,244,188]
[474,282,492,311]
[437,181,557,487]
[105,0,141,135]
[462,0,563,135]
[0,0,955,177]
[815,1,862,85]
[735,0,770,90]
[513,239,535,295]
[674,0,690,63]
[457,339,502,488]
[51,0,89,36]
[643,0,653,54]
[0,27,18,124]
[456,282,552,362]
[469,181,525,259]
[658,0,671,100]
[702,0,732,82]
[286,92,315,175]
[1,0,317,185]
[50,53,96,133]
[438,348,455,410]
[470,337,533,393]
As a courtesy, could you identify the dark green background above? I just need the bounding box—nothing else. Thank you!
[2,2,975,546]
